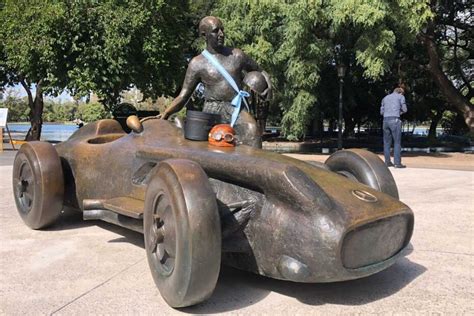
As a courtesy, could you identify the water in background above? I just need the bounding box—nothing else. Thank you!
[3,124,452,140]
[4,123,471,153]
[7,123,79,142]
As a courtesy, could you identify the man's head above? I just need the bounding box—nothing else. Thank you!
[199,16,225,50]
[394,87,405,95]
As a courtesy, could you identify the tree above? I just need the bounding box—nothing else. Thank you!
[65,0,191,111]
[0,1,70,140]
[213,0,433,139]
[1,0,191,140]
[42,101,76,123]
[77,102,109,123]
[0,90,30,122]
[418,0,473,133]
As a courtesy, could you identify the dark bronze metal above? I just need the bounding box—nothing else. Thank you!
[161,16,272,148]
[143,159,221,307]
[243,71,268,95]
[12,117,414,307]
[12,141,64,229]
[113,103,159,133]
[126,115,143,134]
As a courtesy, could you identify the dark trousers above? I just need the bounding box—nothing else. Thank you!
[383,117,402,165]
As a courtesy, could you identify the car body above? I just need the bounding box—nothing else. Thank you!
[13,118,414,307]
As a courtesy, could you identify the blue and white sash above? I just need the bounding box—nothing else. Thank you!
[202,49,249,127]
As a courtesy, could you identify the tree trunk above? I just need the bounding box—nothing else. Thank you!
[428,109,443,141]
[420,27,474,132]
[310,110,324,138]
[21,80,44,141]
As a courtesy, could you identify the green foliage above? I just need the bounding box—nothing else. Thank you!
[0,95,29,122]
[431,1,473,100]
[354,28,396,79]
[0,1,69,93]
[440,110,470,136]
[43,101,76,122]
[64,0,191,110]
[3,0,458,138]
[0,0,191,132]
[213,0,433,139]
[0,92,110,123]
[328,0,433,79]
[281,90,317,140]
[76,102,109,123]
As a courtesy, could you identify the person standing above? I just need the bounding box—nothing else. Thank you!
[380,87,407,168]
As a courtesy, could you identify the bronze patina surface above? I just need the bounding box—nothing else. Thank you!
[160,16,272,148]
[12,117,414,307]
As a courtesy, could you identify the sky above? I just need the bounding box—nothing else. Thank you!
[4,84,74,103]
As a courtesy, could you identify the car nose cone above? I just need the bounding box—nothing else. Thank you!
[278,255,310,281]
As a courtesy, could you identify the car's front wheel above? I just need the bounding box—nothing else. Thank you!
[325,149,399,199]
[12,141,64,229]
[143,159,221,308]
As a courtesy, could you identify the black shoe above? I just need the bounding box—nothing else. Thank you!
[394,164,406,168]
[385,162,394,167]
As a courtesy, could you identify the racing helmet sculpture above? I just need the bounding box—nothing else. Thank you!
[243,71,267,96]
[208,124,236,147]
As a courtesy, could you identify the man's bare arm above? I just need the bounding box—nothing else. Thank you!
[161,59,201,119]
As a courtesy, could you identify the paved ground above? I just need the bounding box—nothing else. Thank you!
[0,150,473,315]
[286,152,474,171]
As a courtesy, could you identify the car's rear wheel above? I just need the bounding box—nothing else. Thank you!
[143,159,221,308]
[12,141,64,229]
[325,149,399,199]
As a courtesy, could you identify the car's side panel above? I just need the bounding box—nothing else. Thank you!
[55,119,413,283]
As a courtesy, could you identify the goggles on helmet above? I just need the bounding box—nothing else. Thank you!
[211,132,235,142]
[208,124,236,147]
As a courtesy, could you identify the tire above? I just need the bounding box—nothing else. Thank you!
[325,149,399,199]
[12,141,64,229]
[144,159,221,308]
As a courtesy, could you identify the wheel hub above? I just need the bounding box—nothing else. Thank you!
[149,193,177,276]
[15,162,34,214]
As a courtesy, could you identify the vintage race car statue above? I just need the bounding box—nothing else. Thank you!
[12,118,413,308]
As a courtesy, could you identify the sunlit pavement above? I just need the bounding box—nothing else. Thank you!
[0,150,473,314]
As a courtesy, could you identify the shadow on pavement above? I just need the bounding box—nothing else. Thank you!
[184,247,425,313]
[46,208,426,314]
[48,209,146,248]
[104,224,144,249]
[262,256,425,307]
[46,209,92,231]
[402,152,453,158]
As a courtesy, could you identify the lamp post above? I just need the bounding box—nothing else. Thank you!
[337,63,346,150]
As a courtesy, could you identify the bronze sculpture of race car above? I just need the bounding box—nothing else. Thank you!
[12,117,413,308]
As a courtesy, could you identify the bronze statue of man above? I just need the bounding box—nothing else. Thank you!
[160,16,272,147]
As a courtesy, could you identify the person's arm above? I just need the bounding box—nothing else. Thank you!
[161,59,200,119]
[380,99,385,116]
[400,95,407,115]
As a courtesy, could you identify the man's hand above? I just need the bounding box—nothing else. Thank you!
[157,112,169,120]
